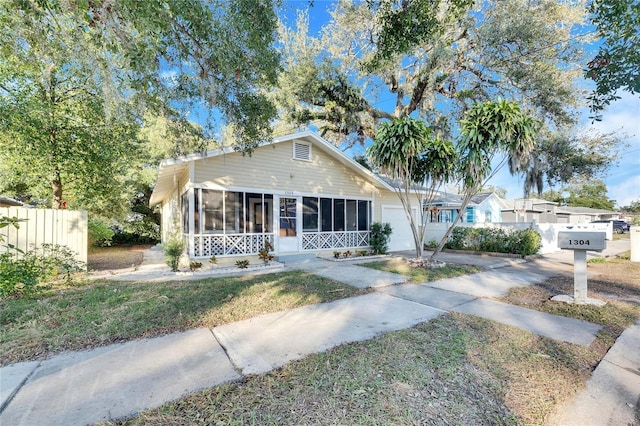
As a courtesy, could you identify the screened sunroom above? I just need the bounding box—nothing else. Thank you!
[181,188,372,258]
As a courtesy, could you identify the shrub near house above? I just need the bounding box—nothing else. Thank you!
[444,227,541,256]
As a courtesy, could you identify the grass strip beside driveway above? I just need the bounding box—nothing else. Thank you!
[1,271,366,365]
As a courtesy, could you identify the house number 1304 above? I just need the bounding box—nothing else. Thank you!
[570,240,590,245]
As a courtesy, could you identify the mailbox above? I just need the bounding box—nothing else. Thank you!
[558,231,606,252]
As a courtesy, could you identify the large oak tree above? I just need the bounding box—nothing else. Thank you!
[274,0,586,147]
[586,0,640,116]
[0,0,281,212]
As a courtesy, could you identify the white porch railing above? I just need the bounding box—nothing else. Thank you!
[302,231,369,251]
[193,233,274,257]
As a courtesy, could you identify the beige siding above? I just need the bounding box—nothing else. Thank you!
[160,164,189,241]
[374,189,409,222]
[194,139,379,198]
[161,190,180,241]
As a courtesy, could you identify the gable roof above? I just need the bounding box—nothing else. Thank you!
[149,131,394,206]
[470,192,508,209]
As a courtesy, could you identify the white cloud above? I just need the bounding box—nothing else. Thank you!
[586,91,640,139]
[608,173,640,208]
[587,92,640,207]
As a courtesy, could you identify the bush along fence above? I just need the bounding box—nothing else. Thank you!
[0,243,86,298]
[443,226,542,257]
[1,214,86,297]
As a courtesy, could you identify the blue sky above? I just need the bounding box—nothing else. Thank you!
[489,89,640,207]
[276,0,639,208]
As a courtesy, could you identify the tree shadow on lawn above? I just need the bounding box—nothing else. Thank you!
[0,271,365,365]
[114,313,593,426]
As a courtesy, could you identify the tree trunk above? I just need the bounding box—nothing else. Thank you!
[51,165,63,209]
[428,191,475,262]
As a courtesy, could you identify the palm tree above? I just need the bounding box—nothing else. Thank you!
[428,99,540,262]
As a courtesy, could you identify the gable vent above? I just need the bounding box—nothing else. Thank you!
[293,141,311,161]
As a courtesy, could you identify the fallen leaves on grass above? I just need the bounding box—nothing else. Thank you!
[109,313,601,426]
[0,272,365,366]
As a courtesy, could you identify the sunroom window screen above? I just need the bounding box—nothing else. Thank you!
[346,200,357,231]
[181,192,189,233]
[320,198,332,231]
[198,189,272,234]
[302,197,370,233]
[203,190,223,232]
[303,197,318,231]
[334,199,345,231]
[358,200,369,231]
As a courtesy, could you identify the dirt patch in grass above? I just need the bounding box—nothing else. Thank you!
[501,257,640,421]
[87,246,149,271]
[0,271,367,365]
[361,257,481,283]
[108,313,601,426]
[502,258,640,331]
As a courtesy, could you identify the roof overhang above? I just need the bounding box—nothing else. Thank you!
[149,131,395,206]
[0,196,23,207]
[149,161,190,206]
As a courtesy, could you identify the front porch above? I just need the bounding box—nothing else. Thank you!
[189,230,370,258]
[182,188,372,258]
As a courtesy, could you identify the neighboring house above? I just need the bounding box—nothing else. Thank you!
[502,198,619,223]
[427,191,505,224]
[149,131,421,258]
[502,198,561,223]
[555,206,618,223]
[0,196,23,207]
[468,192,506,223]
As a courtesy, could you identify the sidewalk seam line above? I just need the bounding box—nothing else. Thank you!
[375,291,462,314]
[209,328,244,377]
[0,360,41,415]
[602,358,640,378]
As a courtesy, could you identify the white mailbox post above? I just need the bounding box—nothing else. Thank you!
[555,231,607,306]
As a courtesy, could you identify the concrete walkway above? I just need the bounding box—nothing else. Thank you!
[1,240,637,425]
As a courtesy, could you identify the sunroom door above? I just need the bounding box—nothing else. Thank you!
[278,197,299,253]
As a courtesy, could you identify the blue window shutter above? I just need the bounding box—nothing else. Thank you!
[466,207,475,223]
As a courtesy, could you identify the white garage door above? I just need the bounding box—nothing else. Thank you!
[381,205,417,252]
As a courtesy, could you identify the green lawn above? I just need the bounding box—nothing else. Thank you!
[7,257,639,425]
[107,313,601,426]
[361,257,481,283]
[0,271,366,365]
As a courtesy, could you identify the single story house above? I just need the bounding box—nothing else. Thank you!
[502,198,619,223]
[426,191,505,224]
[502,198,560,223]
[555,206,619,223]
[149,131,432,257]
[0,196,23,207]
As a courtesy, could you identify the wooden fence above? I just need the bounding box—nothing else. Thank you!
[0,207,88,263]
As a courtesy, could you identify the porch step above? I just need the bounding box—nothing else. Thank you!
[274,253,318,264]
